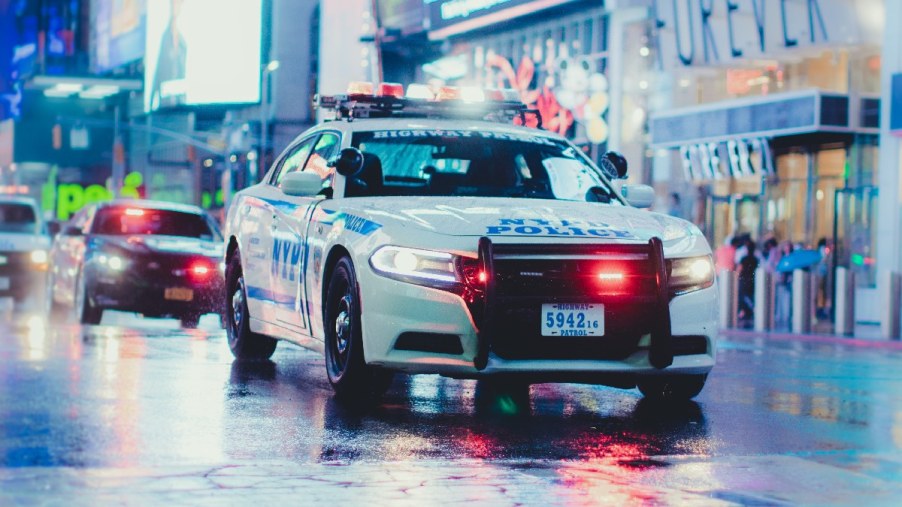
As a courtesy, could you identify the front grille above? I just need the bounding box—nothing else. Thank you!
[476,239,673,366]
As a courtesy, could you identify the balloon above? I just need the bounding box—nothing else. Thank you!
[589,92,609,114]
[587,118,609,144]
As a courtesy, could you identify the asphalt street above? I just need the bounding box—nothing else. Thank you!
[1,311,902,505]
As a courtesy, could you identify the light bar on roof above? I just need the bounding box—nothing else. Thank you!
[405,84,435,100]
[347,81,375,96]
[377,83,404,98]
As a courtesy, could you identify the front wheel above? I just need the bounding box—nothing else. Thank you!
[225,253,277,360]
[637,374,708,401]
[324,257,392,400]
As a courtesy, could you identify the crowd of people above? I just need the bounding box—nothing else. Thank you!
[713,233,832,329]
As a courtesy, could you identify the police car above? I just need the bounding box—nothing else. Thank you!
[223,83,717,402]
[0,195,50,313]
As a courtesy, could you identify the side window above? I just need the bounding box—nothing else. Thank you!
[271,137,317,186]
[303,133,340,182]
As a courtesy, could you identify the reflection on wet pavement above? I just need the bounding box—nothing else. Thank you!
[2,313,902,503]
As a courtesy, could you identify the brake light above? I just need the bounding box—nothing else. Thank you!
[477,270,487,283]
[190,262,212,279]
[597,272,624,282]
[125,208,144,216]
[377,82,404,98]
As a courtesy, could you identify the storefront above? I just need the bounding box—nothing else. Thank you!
[648,0,883,314]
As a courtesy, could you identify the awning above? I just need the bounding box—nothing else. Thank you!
[650,90,876,148]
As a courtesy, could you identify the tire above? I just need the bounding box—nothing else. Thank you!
[637,374,708,401]
[226,252,277,360]
[180,313,202,329]
[45,274,66,320]
[324,256,393,400]
[75,270,103,325]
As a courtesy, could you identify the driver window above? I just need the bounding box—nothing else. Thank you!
[303,133,340,181]
[272,138,316,187]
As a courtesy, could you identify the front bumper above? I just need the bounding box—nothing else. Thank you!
[359,239,717,384]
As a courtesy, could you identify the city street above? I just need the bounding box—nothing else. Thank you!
[1,313,901,505]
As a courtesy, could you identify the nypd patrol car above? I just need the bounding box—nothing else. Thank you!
[223,83,717,402]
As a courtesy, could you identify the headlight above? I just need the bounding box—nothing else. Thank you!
[370,246,457,286]
[668,255,714,296]
[97,253,127,271]
[30,250,49,264]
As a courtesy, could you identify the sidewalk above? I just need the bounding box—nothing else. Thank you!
[720,323,902,351]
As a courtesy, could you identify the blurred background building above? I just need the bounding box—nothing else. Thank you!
[1,0,902,328]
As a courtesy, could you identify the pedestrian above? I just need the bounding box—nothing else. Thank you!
[715,235,736,274]
[737,239,759,326]
[774,240,794,328]
[667,192,684,219]
[815,237,832,320]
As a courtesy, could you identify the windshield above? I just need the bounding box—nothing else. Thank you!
[0,203,38,234]
[92,207,220,240]
[350,130,621,204]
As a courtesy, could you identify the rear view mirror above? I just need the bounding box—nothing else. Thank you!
[281,171,325,197]
[620,184,655,209]
[329,148,365,177]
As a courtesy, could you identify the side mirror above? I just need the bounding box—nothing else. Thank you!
[601,151,628,179]
[329,148,365,177]
[620,184,655,209]
[281,171,325,197]
[61,225,83,237]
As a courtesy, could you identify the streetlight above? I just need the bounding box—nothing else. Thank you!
[260,60,280,181]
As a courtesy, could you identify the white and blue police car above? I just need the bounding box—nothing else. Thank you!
[223,83,717,402]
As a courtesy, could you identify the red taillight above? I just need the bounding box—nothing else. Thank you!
[477,271,487,283]
[597,272,624,282]
[190,263,212,279]
[125,208,144,216]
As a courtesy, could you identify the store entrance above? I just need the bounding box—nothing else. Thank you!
[833,186,878,287]
[706,194,762,248]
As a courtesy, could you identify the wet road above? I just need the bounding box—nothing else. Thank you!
[2,312,902,505]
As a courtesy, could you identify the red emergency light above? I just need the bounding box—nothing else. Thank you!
[376,82,405,98]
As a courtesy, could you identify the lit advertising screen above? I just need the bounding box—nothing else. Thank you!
[91,0,147,73]
[426,0,578,38]
[144,0,262,112]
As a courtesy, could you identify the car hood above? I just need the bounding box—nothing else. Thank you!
[92,235,224,258]
[0,233,51,252]
[324,197,710,255]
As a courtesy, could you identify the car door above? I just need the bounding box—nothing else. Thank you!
[50,205,94,306]
[270,132,340,331]
[244,136,317,329]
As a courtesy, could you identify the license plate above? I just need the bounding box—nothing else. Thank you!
[0,277,8,291]
[541,303,604,337]
[164,287,194,302]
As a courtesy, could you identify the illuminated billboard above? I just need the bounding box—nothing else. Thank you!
[426,0,579,39]
[91,0,147,73]
[144,0,262,112]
